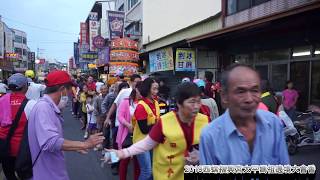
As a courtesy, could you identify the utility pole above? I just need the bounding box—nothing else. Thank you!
[36,47,45,75]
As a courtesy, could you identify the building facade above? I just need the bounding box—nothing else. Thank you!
[188,0,320,110]
[12,28,28,72]
[115,0,143,46]
[0,17,14,79]
[131,0,222,89]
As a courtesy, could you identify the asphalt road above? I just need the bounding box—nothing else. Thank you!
[290,145,320,179]
[62,105,122,180]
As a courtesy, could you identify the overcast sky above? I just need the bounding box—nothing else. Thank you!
[0,0,99,62]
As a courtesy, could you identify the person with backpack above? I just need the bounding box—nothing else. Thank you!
[0,73,36,180]
[27,70,105,180]
[259,80,278,114]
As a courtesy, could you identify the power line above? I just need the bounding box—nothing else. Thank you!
[28,41,74,44]
[28,40,75,42]
[2,16,78,36]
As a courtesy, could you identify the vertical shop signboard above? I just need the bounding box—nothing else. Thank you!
[175,48,196,71]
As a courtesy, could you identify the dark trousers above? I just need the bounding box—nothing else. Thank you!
[111,126,119,170]
[81,111,87,128]
[73,101,80,117]
[103,126,111,149]
[1,156,19,180]
[285,107,297,122]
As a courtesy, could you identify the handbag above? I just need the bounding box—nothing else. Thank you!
[122,133,133,148]
[0,98,29,159]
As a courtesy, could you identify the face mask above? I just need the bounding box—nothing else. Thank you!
[58,93,69,109]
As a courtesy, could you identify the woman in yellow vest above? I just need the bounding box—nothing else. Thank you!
[106,82,209,180]
[132,78,160,180]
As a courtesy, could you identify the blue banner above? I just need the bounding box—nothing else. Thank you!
[149,47,174,72]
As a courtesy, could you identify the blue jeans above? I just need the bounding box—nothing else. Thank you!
[136,151,153,180]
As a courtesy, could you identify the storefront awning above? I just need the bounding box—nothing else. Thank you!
[187,2,320,44]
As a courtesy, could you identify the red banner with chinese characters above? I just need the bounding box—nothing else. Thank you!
[80,22,88,45]
[111,38,139,51]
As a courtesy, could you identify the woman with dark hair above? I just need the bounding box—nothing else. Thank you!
[132,78,160,180]
[282,80,299,121]
[105,82,209,180]
[116,82,142,180]
[118,82,130,94]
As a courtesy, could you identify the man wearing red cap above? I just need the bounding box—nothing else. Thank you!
[28,70,105,180]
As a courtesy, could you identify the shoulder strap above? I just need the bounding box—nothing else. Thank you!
[32,148,42,167]
[6,98,29,141]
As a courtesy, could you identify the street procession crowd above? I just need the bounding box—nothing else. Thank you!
[1,63,312,180]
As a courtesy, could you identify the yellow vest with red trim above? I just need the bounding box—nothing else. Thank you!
[132,99,160,143]
[153,112,209,180]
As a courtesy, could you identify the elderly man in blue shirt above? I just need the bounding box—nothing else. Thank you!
[199,64,289,165]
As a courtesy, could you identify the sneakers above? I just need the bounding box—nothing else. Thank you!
[84,132,88,139]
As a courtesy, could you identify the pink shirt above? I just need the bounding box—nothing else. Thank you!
[282,89,299,109]
[116,98,137,149]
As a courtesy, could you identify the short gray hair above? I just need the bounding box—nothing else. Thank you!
[220,63,259,92]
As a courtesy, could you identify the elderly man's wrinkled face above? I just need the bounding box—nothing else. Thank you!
[221,67,261,120]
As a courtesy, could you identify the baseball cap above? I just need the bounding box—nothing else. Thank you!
[8,73,28,89]
[45,70,72,87]
[193,79,205,87]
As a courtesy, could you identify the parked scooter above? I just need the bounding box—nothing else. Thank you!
[288,110,320,155]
